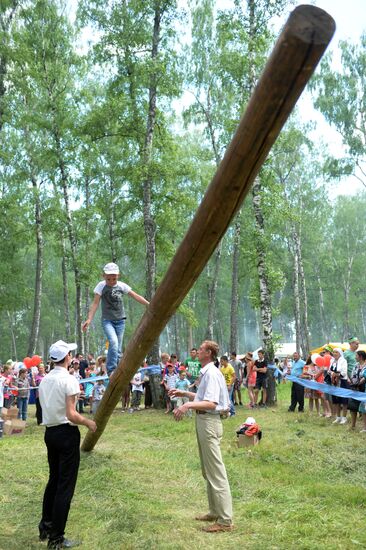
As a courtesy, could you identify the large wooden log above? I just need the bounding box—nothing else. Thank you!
[82,5,335,451]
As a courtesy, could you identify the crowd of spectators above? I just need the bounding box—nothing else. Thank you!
[1,338,366,432]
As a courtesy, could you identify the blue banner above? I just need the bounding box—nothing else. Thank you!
[287,375,366,402]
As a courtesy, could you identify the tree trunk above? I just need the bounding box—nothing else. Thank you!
[7,310,17,360]
[0,1,20,131]
[248,0,274,358]
[28,176,43,355]
[142,4,162,364]
[83,176,91,354]
[293,227,310,355]
[206,241,222,340]
[315,266,328,342]
[342,257,353,340]
[204,99,222,341]
[266,367,277,405]
[252,181,273,357]
[108,177,118,262]
[53,129,83,349]
[52,179,71,341]
[292,243,302,355]
[230,212,241,352]
[149,373,165,409]
[0,53,7,132]
[361,307,366,342]
[61,236,71,340]
[172,313,180,357]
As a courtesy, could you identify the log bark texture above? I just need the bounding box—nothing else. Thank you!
[82,5,335,451]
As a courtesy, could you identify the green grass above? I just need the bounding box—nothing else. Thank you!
[1,383,366,549]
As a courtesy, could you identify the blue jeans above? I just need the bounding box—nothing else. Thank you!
[102,318,126,375]
[17,397,28,420]
[229,387,235,416]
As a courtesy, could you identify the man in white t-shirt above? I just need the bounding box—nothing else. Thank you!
[82,262,149,375]
[170,340,233,533]
[38,340,96,549]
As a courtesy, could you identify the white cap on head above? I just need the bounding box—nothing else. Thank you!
[244,417,256,425]
[49,340,77,362]
[103,262,120,275]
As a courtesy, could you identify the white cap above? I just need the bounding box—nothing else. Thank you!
[103,262,120,274]
[49,340,77,362]
[244,417,256,425]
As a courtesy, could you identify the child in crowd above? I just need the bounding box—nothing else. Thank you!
[91,379,106,415]
[16,367,30,421]
[281,356,292,382]
[321,348,333,417]
[163,363,179,413]
[96,355,107,376]
[2,363,15,408]
[72,360,81,381]
[121,384,131,412]
[77,383,86,413]
[84,367,96,412]
[302,357,324,415]
[130,371,144,411]
[160,352,172,377]
[174,368,191,416]
[170,354,180,372]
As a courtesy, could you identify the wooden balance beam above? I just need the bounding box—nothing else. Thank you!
[82,5,335,452]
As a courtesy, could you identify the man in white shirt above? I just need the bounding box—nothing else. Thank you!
[171,340,233,532]
[39,340,97,549]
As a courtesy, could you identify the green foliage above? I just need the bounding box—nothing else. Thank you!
[0,0,366,357]
[311,34,366,186]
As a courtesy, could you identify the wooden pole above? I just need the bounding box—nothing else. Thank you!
[82,5,335,452]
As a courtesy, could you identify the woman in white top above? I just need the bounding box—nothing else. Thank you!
[330,348,349,425]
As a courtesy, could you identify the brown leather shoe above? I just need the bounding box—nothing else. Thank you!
[195,513,218,522]
[202,523,233,533]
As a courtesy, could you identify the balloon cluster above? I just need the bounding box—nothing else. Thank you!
[310,354,331,368]
[23,355,42,369]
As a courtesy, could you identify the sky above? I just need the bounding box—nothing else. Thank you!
[276,0,366,195]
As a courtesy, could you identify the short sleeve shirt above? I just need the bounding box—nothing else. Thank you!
[164,372,179,391]
[94,281,132,321]
[175,378,190,391]
[220,364,235,387]
[92,384,105,401]
[291,359,305,378]
[195,363,229,413]
[184,358,201,379]
[230,359,243,378]
[39,367,80,427]
[255,359,268,382]
[344,350,357,378]
[131,372,144,392]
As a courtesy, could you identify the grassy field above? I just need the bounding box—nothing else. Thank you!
[1,383,366,550]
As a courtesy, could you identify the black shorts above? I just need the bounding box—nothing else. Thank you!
[256,378,267,390]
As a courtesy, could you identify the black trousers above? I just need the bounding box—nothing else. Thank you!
[289,382,304,412]
[35,397,43,425]
[41,424,80,542]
